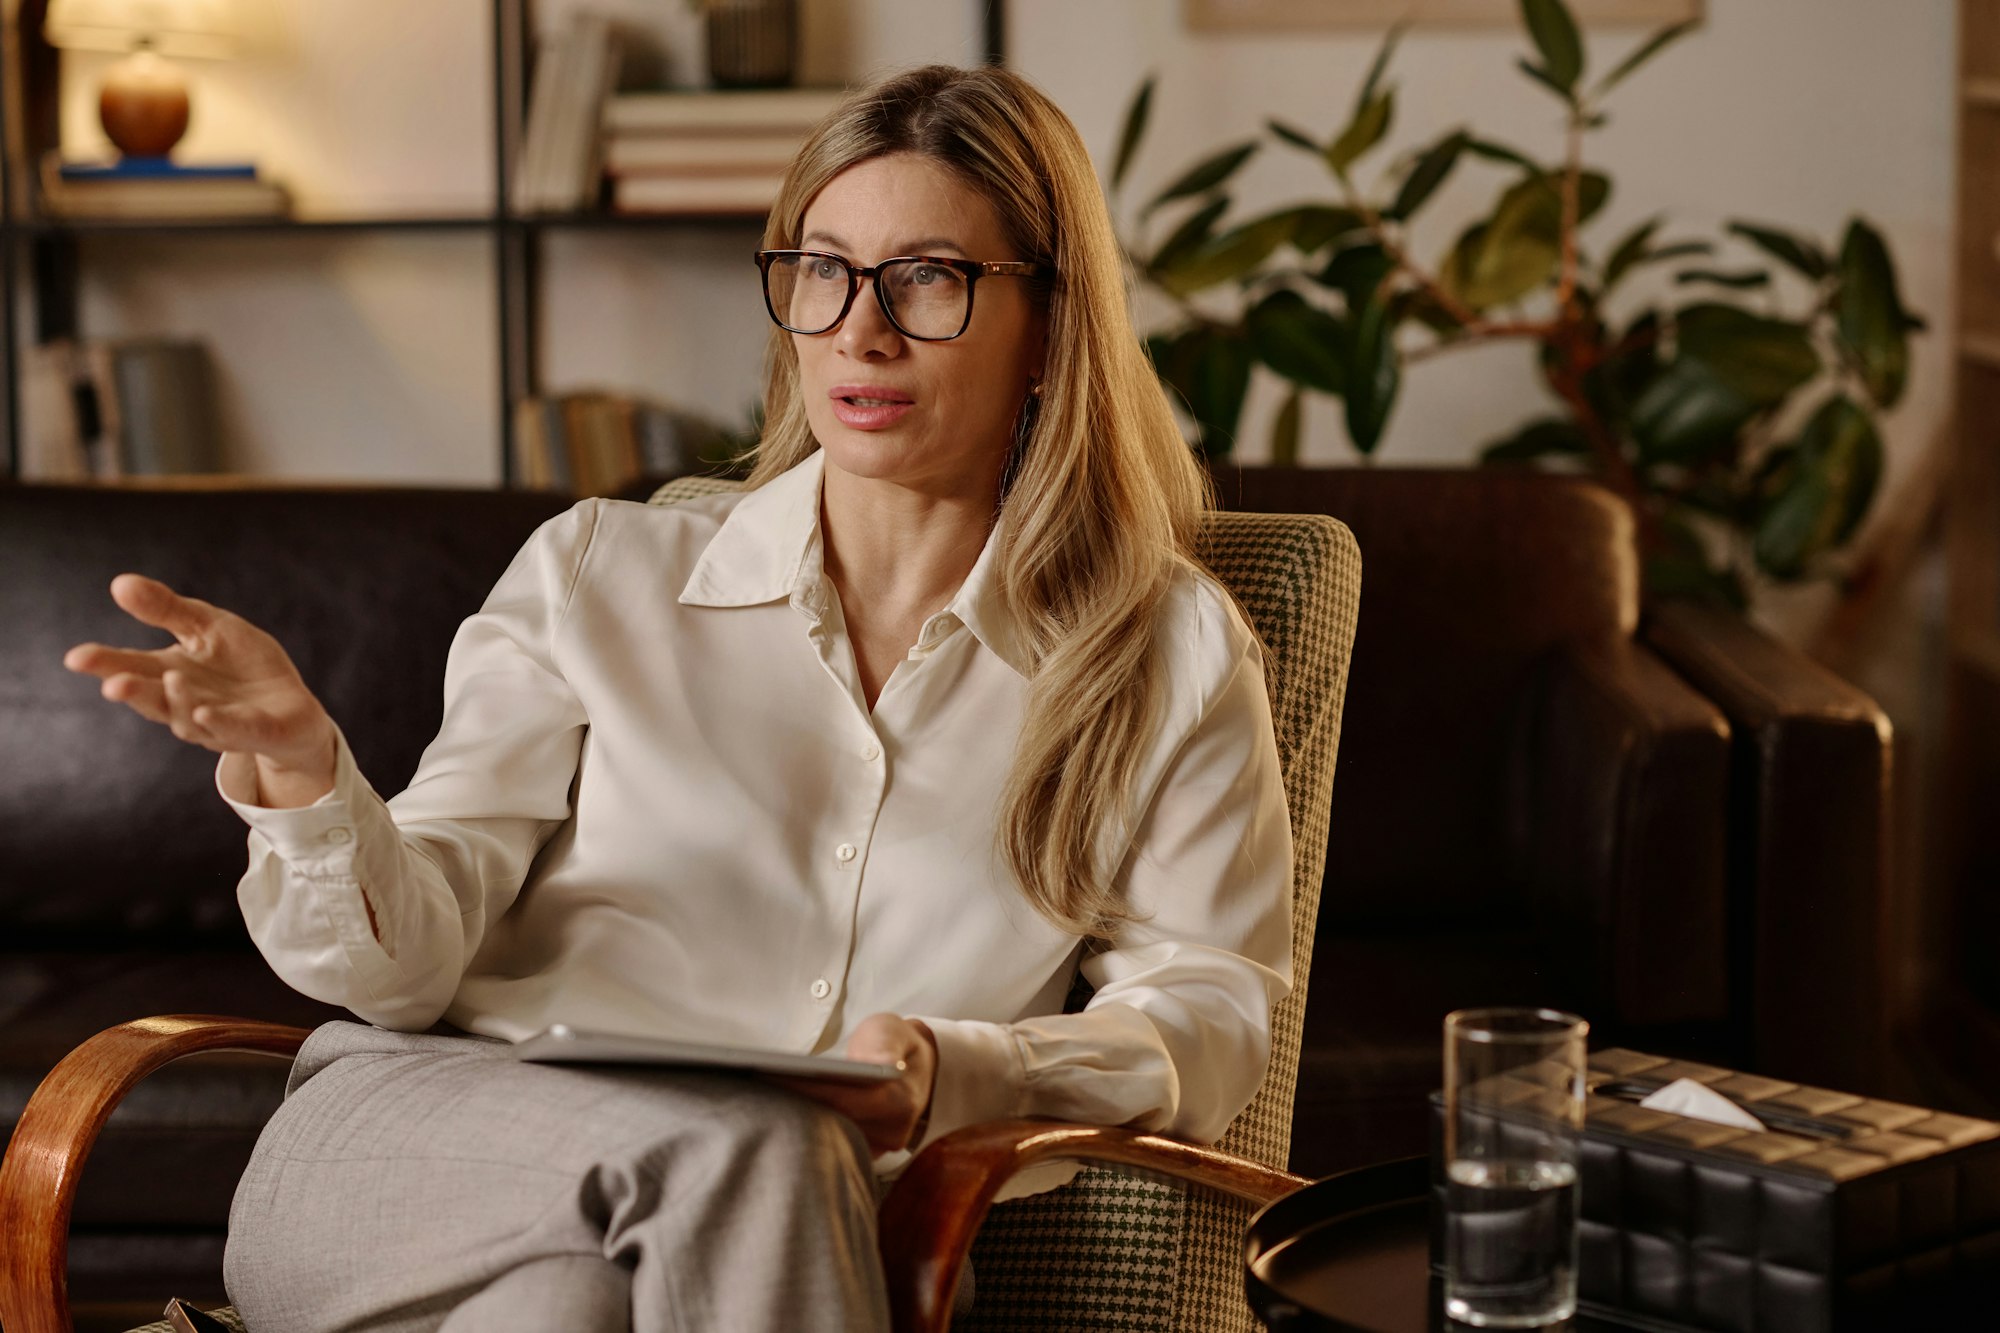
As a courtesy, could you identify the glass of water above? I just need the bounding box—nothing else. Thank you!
[1442,1007,1588,1328]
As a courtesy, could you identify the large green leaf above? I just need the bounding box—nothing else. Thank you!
[1142,141,1258,220]
[1387,130,1469,221]
[1583,308,1661,422]
[1760,392,1880,572]
[1315,241,1397,309]
[1479,415,1589,465]
[1286,205,1369,253]
[1439,170,1609,310]
[1592,18,1699,98]
[1753,393,1883,576]
[1754,462,1834,578]
[1246,289,1347,394]
[1726,220,1830,281]
[1521,0,1585,93]
[1267,119,1323,154]
[1674,303,1820,405]
[1517,58,1576,103]
[1462,138,1543,173]
[1601,215,1664,293]
[1112,76,1155,193]
[1630,357,1756,463]
[1356,22,1406,113]
[1326,90,1395,177]
[1270,386,1304,466]
[1835,218,1911,408]
[1154,211,1299,297]
[1150,195,1231,273]
[1341,297,1401,454]
[1645,508,1746,608]
[1149,325,1257,456]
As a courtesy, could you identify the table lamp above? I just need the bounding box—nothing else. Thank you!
[42,0,239,159]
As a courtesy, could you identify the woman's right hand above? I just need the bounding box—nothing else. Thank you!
[63,573,339,804]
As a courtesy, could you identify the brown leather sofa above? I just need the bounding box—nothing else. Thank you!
[1210,466,1893,1177]
[1,482,573,1323]
[0,469,1890,1314]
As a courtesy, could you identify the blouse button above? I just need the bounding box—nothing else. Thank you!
[835,843,858,864]
[810,978,832,1000]
[326,827,353,844]
[861,742,881,762]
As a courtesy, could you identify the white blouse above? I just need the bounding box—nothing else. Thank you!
[216,449,1294,1196]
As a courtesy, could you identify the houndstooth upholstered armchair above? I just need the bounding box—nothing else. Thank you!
[0,477,1359,1333]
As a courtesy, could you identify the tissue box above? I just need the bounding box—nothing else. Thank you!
[1427,1048,2000,1332]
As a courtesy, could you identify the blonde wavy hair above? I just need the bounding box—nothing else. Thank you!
[746,63,1213,938]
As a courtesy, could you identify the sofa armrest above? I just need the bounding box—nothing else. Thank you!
[877,1120,1305,1333]
[1514,640,1733,1027]
[0,1016,308,1333]
[1641,600,1894,1089]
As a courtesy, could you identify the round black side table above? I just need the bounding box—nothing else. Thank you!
[1244,1156,1626,1332]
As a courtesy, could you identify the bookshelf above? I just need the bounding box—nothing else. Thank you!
[0,0,1011,486]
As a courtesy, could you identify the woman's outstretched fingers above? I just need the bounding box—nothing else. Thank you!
[104,671,170,724]
[64,642,167,681]
[109,572,217,648]
[162,668,221,748]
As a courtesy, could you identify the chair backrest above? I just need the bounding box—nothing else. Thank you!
[1212,464,1637,931]
[651,476,1362,1333]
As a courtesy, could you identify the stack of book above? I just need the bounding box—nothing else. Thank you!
[602,87,845,216]
[512,391,745,495]
[513,12,664,213]
[18,337,221,480]
[39,155,290,220]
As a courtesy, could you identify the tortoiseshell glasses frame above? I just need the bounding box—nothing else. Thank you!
[753,249,1052,342]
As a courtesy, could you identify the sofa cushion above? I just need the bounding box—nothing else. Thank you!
[0,949,344,1227]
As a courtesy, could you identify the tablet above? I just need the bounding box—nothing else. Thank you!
[511,1024,901,1085]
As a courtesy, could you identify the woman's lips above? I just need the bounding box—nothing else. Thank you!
[828,386,916,428]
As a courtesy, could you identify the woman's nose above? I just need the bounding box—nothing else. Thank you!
[837,273,903,353]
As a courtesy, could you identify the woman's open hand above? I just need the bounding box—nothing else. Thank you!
[63,573,339,798]
[770,1012,939,1157]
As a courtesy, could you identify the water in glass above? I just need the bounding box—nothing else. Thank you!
[1444,1157,1580,1327]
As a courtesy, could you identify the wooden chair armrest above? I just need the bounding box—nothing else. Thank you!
[877,1119,1308,1333]
[0,1015,308,1333]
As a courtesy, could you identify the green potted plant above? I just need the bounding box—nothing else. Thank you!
[1115,0,1922,609]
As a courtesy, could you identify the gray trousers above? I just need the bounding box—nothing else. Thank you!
[222,1019,895,1333]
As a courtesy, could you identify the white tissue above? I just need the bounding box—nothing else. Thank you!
[1638,1078,1767,1132]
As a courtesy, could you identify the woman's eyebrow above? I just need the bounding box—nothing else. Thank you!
[800,230,970,256]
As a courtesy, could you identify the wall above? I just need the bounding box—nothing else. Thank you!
[41,0,1956,633]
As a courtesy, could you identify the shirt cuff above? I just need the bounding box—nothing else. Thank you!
[905,1015,1026,1153]
[897,1015,1081,1202]
[214,722,370,868]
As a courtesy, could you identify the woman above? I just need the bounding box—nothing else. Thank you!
[61,63,1293,1332]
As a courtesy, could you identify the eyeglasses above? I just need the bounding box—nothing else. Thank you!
[753,249,1051,342]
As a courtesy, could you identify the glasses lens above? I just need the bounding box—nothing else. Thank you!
[879,259,970,339]
[765,253,853,334]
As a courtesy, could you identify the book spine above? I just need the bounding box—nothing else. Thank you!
[516,34,570,213]
[542,394,573,492]
[603,132,803,175]
[112,344,162,474]
[602,89,846,135]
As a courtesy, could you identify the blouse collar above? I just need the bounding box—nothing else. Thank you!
[678,449,1032,679]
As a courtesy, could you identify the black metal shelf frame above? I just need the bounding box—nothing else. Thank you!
[0,0,1008,484]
